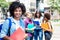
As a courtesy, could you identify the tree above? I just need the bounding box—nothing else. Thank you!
[0,0,11,13]
[48,0,60,13]
[0,0,10,8]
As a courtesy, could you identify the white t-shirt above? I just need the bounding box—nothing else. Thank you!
[13,19,20,30]
[34,17,43,26]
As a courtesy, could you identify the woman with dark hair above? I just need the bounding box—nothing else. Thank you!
[33,11,43,40]
[41,13,53,40]
[0,1,27,40]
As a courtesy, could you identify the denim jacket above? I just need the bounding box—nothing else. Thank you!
[0,17,25,38]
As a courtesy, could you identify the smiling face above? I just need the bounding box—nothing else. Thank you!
[14,7,22,18]
[27,13,32,19]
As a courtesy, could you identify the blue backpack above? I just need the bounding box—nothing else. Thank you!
[0,18,12,40]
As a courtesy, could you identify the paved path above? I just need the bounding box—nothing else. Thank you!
[51,21,60,40]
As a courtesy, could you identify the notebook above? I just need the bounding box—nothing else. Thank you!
[10,27,25,40]
[27,24,34,29]
[33,21,40,25]
[27,24,34,33]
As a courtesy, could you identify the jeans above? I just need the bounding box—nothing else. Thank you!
[25,32,33,40]
[44,31,52,40]
[34,29,43,40]
[26,35,33,40]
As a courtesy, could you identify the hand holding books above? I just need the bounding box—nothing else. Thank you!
[27,23,35,33]
[10,27,26,40]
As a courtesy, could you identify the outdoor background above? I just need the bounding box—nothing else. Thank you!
[0,0,60,40]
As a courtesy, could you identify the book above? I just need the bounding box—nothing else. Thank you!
[33,21,39,25]
[27,23,34,33]
[10,27,25,40]
[27,24,34,29]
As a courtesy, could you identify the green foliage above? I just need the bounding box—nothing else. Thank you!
[0,0,6,2]
[0,0,10,8]
[48,0,60,13]
[0,2,9,8]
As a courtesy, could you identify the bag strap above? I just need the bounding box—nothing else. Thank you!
[50,24,53,29]
[47,22,53,29]
[7,18,12,36]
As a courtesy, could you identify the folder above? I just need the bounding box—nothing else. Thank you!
[33,21,40,25]
[10,27,25,40]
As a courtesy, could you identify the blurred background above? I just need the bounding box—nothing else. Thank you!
[0,0,60,40]
[0,0,60,20]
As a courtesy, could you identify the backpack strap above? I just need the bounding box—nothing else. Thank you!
[0,24,3,32]
[7,18,12,36]
[0,18,12,40]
